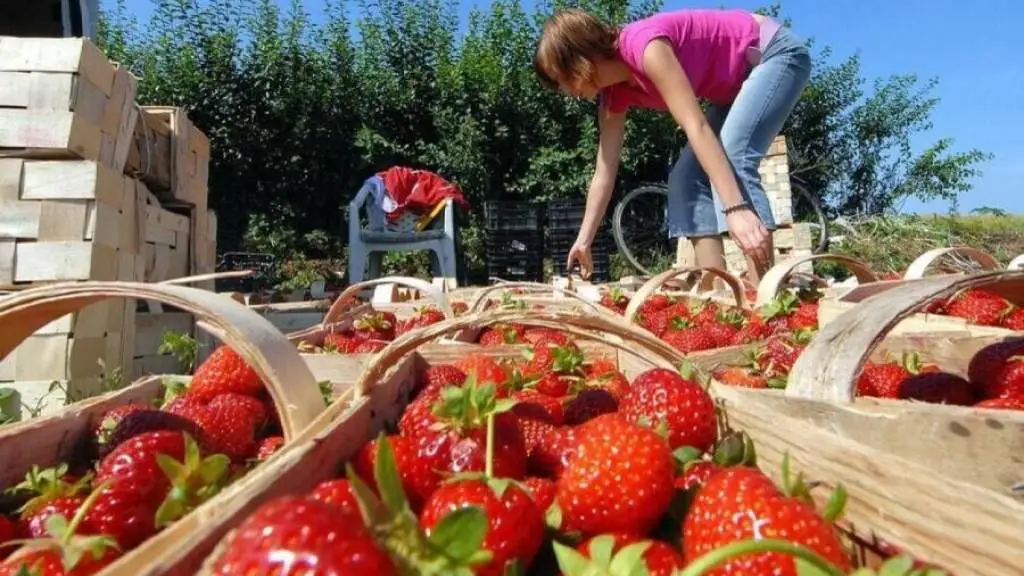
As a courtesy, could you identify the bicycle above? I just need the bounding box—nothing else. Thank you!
[611,170,830,277]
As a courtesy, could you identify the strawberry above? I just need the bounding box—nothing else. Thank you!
[582,369,630,400]
[522,477,556,513]
[676,460,718,491]
[555,533,685,576]
[944,288,1013,326]
[599,288,630,314]
[0,516,13,560]
[682,465,851,573]
[525,342,585,379]
[661,320,717,353]
[255,436,284,461]
[900,371,976,405]
[563,388,619,426]
[453,354,510,390]
[555,414,674,535]
[644,303,690,337]
[414,382,528,482]
[91,431,228,550]
[690,300,721,327]
[186,345,264,403]
[0,511,119,576]
[522,328,571,346]
[619,366,718,452]
[855,352,938,399]
[21,497,86,540]
[397,391,443,437]
[512,390,564,425]
[754,330,813,378]
[451,301,469,315]
[9,465,90,537]
[479,326,521,346]
[208,393,267,431]
[410,306,445,330]
[418,364,468,395]
[977,353,1024,400]
[98,409,199,458]
[713,365,769,389]
[529,424,580,479]
[353,435,447,512]
[975,396,1024,410]
[731,316,772,345]
[518,418,559,476]
[705,310,745,347]
[308,479,361,521]
[534,372,574,397]
[354,339,388,353]
[209,496,397,574]
[1000,307,1024,330]
[170,400,257,462]
[968,339,1024,395]
[420,479,544,576]
[323,330,359,353]
[92,404,147,451]
[353,311,397,341]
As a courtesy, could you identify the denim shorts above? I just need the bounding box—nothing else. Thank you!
[666,25,811,238]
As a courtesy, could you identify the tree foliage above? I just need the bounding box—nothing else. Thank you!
[97,0,989,282]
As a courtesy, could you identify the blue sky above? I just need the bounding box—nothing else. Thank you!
[118,0,1022,214]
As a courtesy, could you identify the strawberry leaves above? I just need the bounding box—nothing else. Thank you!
[155,433,231,527]
[552,535,654,576]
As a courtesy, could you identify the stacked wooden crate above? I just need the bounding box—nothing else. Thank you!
[0,36,216,417]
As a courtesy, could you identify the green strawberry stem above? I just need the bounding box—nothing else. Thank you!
[485,412,495,479]
[677,538,845,576]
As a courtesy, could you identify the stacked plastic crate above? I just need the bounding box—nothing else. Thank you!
[483,201,545,282]
[548,199,613,282]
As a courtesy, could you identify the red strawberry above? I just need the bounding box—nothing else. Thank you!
[354,339,388,353]
[353,434,448,512]
[559,533,685,576]
[410,306,445,329]
[555,414,674,535]
[900,371,976,405]
[98,409,199,458]
[534,372,574,397]
[690,300,721,326]
[323,330,359,353]
[255,436,284,461]
[186,345,264,403]
[563,388,619,426]
[944,288,1013,326]
[21,496,86,539]
[705,310,745,347]
[353,311,397,341]
[522,328,571,346]
[975,396,1024,410]
[512,390,564,425]
[1000,307,1024,330]
[92,404,147,451]
[644,303,690,337]
[209,393,267,431]
[418,364,467,395]
[209,497,397,574]
[676,460,718,491]
[451,301,469,315]
[525,342,585,379]
[583,369,630,400]
[619,367,718,452]
[397,392,442,437]
[479,326,520,346]
[522,477,556,513]
[529,425,580,479]
[1,543,119,576]
[420,479,544,576]
[308,479,362,521]
[683,466,851,573]
[979,354,1024,400]
[171,400,257,461]
[968,339,1024,395]
[713,365,769,389]
[855,352,938,399]
[453,354,510,389]
[731,316,772,345]
[661,320,718,353]
[518,418,559,476]
[0,517,13,561]
[9,465,90,537]
[599,288,630,314]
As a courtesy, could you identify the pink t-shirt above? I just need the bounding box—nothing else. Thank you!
[601,9,760,112]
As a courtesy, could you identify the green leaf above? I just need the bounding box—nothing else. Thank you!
[878,556,914,576]
[607,541,652,576]
[371,433,408,514]
[552,541,594,576]
[427,506,489,562]
[795,557,835,576]
[344,463,388,526]
[586,534,616,565]
[820,483,847,522]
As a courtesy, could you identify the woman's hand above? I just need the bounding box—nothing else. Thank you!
[567,240,594,279]
[726,208,771,268]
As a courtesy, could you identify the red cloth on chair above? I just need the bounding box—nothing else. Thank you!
[378,166,469,222]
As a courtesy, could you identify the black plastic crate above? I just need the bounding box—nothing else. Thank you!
[549,229,612,282]
[547,198,586,231]
[486,229,544,282]
[484,201,545,231]
[215,252,277,293]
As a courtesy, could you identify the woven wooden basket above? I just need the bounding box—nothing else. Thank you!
[0,281,330,574]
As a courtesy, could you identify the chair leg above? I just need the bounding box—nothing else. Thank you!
[368,251,384,280]
[440,241,458,287]
[427,248,442,277]
[349,246,365,284]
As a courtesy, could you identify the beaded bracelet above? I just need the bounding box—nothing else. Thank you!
[722,202,752,215]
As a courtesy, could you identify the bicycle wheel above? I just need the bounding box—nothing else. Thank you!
[791,182,830,254]
[612,184,676,277]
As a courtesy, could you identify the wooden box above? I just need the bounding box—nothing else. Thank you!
[126,106,210,207]
[0,36,138,172]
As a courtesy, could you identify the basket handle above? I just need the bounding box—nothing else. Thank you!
[159,270,254,286]
[466,281,608,316]
[787,270,1024,402]
[0,281,325,440]
[1009,254,1024,271]
[624,266,747,319]
[322,276,453,325]
[755,254,877,307]
[354,308,687,399]
[903,247,1002,279]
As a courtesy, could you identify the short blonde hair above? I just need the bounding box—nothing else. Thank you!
[534,8,619,90]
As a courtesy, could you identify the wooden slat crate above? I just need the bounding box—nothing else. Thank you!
[126,106,209,206]
[0,281,332,573]
[102,306,1021,575]
[0,36,138,172]
[0,157,207,415]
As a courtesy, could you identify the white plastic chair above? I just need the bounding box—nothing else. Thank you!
[347,179,458,285]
